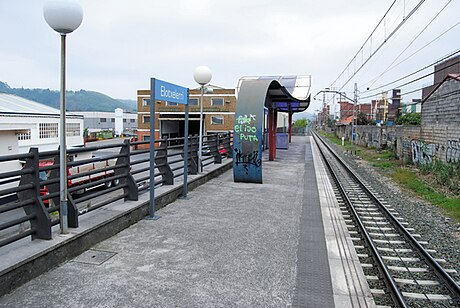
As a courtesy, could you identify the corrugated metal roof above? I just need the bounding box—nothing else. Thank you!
[0,93,60,114]
[0,93,82,118]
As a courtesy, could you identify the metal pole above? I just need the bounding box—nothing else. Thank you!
[198,85,204,172]
[59,34,68,234]
[147,78,160,220]
[353,83,358,144]
[182,89,189,198]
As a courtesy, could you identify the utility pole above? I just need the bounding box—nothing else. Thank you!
[322,90,326,130]
[352,83,358,144]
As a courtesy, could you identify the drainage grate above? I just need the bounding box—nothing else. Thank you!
[71,249,117,265]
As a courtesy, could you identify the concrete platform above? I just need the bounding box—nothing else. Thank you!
[0,136,374,307]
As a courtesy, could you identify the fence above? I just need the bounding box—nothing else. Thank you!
[0,132,232,248]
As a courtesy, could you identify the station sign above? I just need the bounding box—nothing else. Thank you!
[154,78,188,105]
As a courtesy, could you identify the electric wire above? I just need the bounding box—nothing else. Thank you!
[329,0,397,89]
[367,0,454,89]
[360,58,460,100]
[362,20,460,89]
[361,48,460,96]
[334,0,426,92]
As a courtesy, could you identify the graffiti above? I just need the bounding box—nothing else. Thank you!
[446,140,460,163]
[234,148,262,175]
[411,140,438,164]
[387,131,396,142]
[236,114,256,125]
[234,114,258,142]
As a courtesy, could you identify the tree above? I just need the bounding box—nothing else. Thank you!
[357,112,370,125]
[395,113,421,125]
[293,118,309,128]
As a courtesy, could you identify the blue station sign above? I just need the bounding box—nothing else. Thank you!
[154,78,188,105]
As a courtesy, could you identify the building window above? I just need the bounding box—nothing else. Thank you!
[39,123,58,139]
[123,119,127,123]
[17,130,31,141]
[142,98,150,106]
[100,118,107,123]
[166,102,178,106]
[211,98,224,106]
[130,119,136,123]
[143,116,150,123]
[66,123,81,137]
[111,118,115,123]
[189,98,198,106]
[211,116,224,125]
[142,135,150,141]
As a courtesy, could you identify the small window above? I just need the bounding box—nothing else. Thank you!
[166,102,178,106]
[143,116,150,123]
[211,98,224,106]
[18,130,31,140]
[100,118,107,123]
[66,123,81,137]
[211,116,224,125]
[130,119,135,123]
[123,119,127,123]
[142,135,150,141]
[189,98,198,106]
[39,123,58,139]
[111,118,115,123]
[142,98,150,106]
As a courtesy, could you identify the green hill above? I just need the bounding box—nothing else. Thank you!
[0,81,137,112]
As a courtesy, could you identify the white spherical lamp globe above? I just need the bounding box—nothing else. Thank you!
[44,0,83,34]
[193,66,212,86]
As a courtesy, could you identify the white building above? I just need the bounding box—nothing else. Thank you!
[77,111,137,135]
[0,93,84,155]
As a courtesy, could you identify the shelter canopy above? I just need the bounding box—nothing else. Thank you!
[236,75,311,112]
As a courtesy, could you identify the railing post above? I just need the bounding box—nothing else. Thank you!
[156,138,173,185]
[212,134,222,164]
[48,150,78,228]
[18,148,52,240]
[224,132,232,156]
[188,135,198,174]
[118,139,138,201]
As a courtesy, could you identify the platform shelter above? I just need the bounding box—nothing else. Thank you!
[233,76,311,183]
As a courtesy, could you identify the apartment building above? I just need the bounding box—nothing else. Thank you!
[136,85,236,142]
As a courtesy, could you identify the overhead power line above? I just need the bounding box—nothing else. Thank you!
[360,48,460,96]
[367,0,454,89]
[329,0,426,92]
[360,58,460,100]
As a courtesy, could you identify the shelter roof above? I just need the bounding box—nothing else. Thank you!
[236,75,311,113]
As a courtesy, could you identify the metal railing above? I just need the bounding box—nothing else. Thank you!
[0,132,232,248]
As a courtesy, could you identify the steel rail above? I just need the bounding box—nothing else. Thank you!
[312,132,407,307]
[313,131,460,301]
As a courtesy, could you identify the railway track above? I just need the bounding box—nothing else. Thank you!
[312,132,460,307]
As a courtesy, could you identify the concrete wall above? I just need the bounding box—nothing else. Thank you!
[335,124,460,164]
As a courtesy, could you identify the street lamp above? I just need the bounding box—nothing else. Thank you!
[44,0,83,234]
[193,66,212,173]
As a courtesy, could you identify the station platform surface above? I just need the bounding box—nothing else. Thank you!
[0,136,374,307]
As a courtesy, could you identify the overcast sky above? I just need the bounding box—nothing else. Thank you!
[1,0,459,112]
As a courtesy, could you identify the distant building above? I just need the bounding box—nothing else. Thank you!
[338,101,372,124]
[0,93,84,154]
[137,85,237,142]
[401,99,421,114]
[370,89,401,123]
[422,55,460,100]
[77,111,137,135]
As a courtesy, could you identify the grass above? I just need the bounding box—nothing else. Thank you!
[319,132,460,222]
